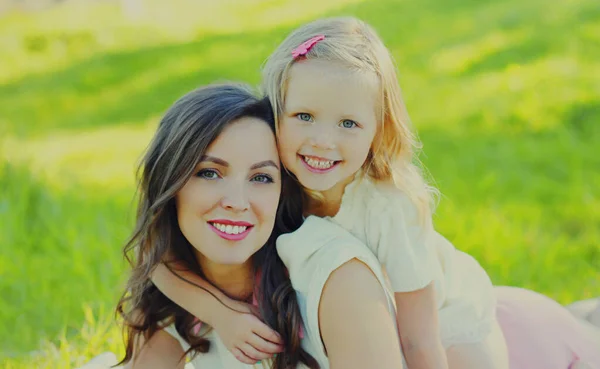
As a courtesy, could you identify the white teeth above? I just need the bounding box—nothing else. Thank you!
[211,223,248,235]
[303,156,335,169]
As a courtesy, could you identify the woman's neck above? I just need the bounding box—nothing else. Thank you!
[198,257,254,301]
[305,174,355,217]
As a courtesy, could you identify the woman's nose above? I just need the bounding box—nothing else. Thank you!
[220,181,249,212]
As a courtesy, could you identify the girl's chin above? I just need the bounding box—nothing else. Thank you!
[297,173,348,192]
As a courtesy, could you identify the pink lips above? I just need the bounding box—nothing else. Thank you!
[299,155,340,174]
[208,219,253,241]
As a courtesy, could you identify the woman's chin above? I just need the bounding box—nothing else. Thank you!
[212,251,255,266]
[220,256,252,265]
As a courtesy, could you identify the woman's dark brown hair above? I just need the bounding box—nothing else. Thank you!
[116,83,317,369]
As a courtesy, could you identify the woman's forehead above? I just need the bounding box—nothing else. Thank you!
[203,117,280,167]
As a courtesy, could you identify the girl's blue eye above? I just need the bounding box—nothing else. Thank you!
[196,169,220,179]
[296,113,313,122]
[340,119,358,128]
[251,174,274,183]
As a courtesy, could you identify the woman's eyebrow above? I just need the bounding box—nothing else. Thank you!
[200,155,228,166]
[250,160,279,170]
[200,156,278,170]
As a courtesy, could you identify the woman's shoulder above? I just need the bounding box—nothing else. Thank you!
[276,216,376,268]
[276,217,397,366]
[276,217,387,292]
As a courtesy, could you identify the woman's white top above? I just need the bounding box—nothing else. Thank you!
[277,216,404,368]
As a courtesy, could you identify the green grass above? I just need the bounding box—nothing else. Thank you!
[1,0,599,367]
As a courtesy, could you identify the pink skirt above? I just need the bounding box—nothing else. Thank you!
[495,286,600,369]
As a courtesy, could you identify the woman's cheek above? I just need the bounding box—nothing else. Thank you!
[256,188,281,221]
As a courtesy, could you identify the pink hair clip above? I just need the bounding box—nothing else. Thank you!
[292,35,325,58]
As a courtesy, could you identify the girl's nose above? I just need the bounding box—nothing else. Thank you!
[309,126,336,150]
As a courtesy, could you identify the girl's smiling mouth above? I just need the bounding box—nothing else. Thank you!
[299,154,342,173]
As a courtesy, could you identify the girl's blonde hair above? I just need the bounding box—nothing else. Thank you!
[262,16,437,219]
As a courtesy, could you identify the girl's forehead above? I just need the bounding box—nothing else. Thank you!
[284,60,381,117]
[288,59,379,87]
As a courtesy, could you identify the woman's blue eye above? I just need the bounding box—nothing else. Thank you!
[196,169,220,179]
[252,174,274,183]
[340,119,358,128]
[296,113,313,122]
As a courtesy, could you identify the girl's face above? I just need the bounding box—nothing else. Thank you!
[278,59,379,195]
[176,117,281,269]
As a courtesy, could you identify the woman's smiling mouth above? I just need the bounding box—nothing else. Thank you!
[208,219,254,241]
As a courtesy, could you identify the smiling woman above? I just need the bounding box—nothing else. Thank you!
[176,116,281,268]
[112,83,318,369]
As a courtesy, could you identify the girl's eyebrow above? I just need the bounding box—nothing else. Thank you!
[284,104,315,113]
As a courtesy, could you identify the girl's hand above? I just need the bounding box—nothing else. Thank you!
[213,300,284,364]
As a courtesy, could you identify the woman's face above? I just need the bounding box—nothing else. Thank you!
[176,117,281,269]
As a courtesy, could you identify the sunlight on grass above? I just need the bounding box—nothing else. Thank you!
[0,0,366,83]
[2,123,155,190]
[414,55,597,133]
[436,198,600,302]
[0,34,274,137]
[2,306,123,369]
[0,162,132,358]
[579,23,600,43]
[431,30,527,75]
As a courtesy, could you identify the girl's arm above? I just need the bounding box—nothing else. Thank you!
[395,282,448,369]
[319,259,404,369]
[151,263,283,364]
[152,262,231,326]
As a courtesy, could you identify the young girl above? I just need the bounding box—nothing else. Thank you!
[262,16,507,369]
[150,17,506,369]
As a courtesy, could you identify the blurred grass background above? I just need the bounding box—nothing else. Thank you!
[0,0,598,367]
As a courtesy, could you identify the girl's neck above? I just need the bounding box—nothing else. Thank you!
[198,257,254,301]
[305,174,355,217]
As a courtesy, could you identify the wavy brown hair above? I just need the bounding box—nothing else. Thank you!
[116,83,318,369]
